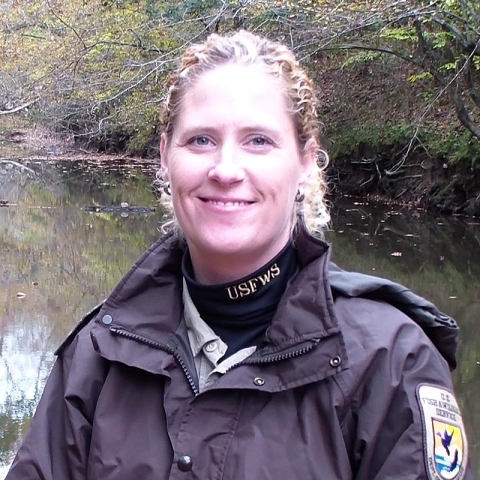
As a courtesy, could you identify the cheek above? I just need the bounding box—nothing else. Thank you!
[168,155,185,177]
[168,163,190,207]
[266,165,302,195]
[169,157,199,188]
[171,147,211,171]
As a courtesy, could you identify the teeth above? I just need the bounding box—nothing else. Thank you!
[210,200,248,207]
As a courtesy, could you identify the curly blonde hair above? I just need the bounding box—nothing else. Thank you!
[158,30,330,235]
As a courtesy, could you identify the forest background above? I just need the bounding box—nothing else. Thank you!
[1,0,480,215]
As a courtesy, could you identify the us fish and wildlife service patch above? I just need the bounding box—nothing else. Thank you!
[417,384,468,480]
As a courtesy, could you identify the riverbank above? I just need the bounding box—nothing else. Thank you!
[3,117,480,217]
[316,56,480,217]
[0,116,148,163]
[2,57,480,218]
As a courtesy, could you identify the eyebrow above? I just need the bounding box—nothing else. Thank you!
[177,123,283,139]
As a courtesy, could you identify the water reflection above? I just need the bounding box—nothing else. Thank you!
[0,159,161,476]
[326,199,480,475]
[0,162,479,477]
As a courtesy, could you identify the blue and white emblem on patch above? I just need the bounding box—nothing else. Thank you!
[417,384,468,480]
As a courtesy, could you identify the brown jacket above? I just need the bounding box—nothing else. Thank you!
[6,229,472,480]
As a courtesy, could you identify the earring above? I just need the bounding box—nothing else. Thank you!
[295,187,305,203]
[163,182,171,196]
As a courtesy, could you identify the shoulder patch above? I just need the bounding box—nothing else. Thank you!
[417,384,468,480]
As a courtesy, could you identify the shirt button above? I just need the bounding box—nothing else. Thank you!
[101,314,113,325]
[177,455,193,472]
[205,342,217,352]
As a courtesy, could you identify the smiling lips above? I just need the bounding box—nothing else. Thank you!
[200,197,253,208]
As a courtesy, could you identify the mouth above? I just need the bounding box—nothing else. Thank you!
[200,197,254,207]
[207,200,252,207]
[199,197,255,209]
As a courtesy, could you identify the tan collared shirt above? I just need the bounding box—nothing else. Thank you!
[183,279,256,393]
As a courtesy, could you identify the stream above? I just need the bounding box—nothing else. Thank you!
[0,159,479,477]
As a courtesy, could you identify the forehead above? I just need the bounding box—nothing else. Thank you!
[191,62,284,90]
[176,63,291,126]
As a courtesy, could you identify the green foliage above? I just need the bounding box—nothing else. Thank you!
[428,31,451,50]
[341,50,382,69]
[427,130,480,167]
[408,71,433,83]
[161,0,223,22]
[1,0,184,153]
[1,0,480,155]
[439,62,457,72]
[380,27,416,43]
[330,123,413,161]
[124,104,159,156]
[330,119,480,170]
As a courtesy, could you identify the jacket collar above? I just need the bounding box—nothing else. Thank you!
[328,262,459,369]
[89,226,346,387]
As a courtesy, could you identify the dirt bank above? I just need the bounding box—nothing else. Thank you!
[3,55,480,218]
[0,117,147,163]
[329,152,480,216]
[315,56,480,217]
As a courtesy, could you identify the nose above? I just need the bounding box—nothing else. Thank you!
[207,143,245,184]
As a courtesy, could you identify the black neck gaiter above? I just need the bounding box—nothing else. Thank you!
[182,242,298,358]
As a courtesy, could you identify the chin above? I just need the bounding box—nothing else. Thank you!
[206,238,253,255]
[191,232,255,256]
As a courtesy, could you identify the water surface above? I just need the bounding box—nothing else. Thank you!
[0,160,479,477]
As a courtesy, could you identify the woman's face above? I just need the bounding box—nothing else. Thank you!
[161,63,315,283]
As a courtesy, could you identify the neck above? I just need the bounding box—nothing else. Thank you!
[182,241,297,314]
[182,242,298,357]
[188,244,290,285]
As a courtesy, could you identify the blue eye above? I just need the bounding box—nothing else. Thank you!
[250,136,272,147]
[193,136,210,146]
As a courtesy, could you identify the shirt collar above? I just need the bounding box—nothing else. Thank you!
[182,278,226,358]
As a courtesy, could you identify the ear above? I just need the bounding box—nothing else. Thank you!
[298,137,317,186]
[160,133,170,181]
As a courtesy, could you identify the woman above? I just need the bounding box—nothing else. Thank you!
[7,31,472,480]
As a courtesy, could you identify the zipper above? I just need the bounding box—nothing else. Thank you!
[110,326,319,390]
[109,326,200,396]
[226,338,320,373]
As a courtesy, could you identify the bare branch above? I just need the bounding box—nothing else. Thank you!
[0,99,37,115]
[89,39,164,55]
[308,43,425,69]
[46,0,87,50]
